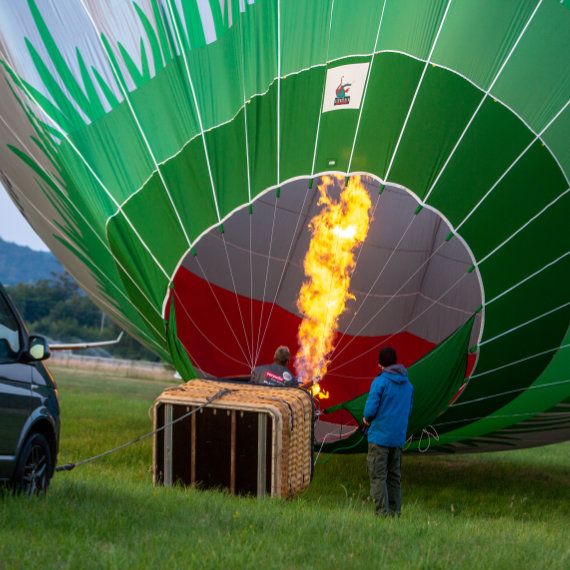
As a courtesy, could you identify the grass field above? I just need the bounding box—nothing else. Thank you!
[1,367,569,569]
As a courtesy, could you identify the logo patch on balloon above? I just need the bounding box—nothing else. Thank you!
[322,63,370,113]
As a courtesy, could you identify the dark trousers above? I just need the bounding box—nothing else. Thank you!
[367,443,402,516]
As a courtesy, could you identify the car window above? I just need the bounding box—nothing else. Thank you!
[0,293,21,363]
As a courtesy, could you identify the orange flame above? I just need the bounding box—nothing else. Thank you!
[310,382,330,400]
[295,175,372,396]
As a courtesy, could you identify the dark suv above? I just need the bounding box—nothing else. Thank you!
[0,282,59,493]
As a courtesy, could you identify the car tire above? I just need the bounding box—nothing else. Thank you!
[11,432,53,495]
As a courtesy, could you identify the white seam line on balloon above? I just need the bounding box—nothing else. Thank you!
[336,0,388,347]
[251,0,285,367]
[470,342,570,380]
[253,181,313,366]
[320,182,365,380]
[0,59,171,280]
[476,302,570,349]
[170,287,247,372]
[475,187,570,268]
[422,0,545,204]
[442,411,570,428]
[206,203,254,361]
[166,0,252,365]
[164,0,221,223]
[255,0,338,365]
[332,212,417,353]
[501,415,570,429]
[276,0,281,187]
[103,45,566,229]
[328,270,471,374]
[250,0,283,367]
[237,4,255,359]
[252,187,279,367]
[451,378,570,408]
[346,0,387,174]
[288,0,341,358]
[336,2,458,352]
[329,249,569,375]
[215,230,473,311]
[0,113,168,342]
[337,0,455,341]
[384,0,453,182]
[192,253,253,368]
[330,322,477,381]
[348,290,473,314]
[492,414,570,426]
[239,36,252,206]
[249,213,254,364]
[171,297,243,372]
[332,1,455,359]
[77,0,193,250]
[433,407,570,429]
[484,252,570,308]
[453,98,570,235]
[221,232,254,365]
[238,6,254,366]
[308,0,336,178]
[329,188,569,368]
[191,256,252,368]
[326,246,466,368]
[3,180,166,351]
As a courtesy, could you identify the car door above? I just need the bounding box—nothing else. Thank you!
[0,289,31,478]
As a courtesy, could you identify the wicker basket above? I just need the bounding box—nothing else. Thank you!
[153,380,314,498]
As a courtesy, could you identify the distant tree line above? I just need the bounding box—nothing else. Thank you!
[6,273,159,361]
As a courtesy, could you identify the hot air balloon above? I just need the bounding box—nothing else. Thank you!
[0,0,568,453]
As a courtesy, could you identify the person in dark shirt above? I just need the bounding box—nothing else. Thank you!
[251,346,298,387]
[363,346,414,517]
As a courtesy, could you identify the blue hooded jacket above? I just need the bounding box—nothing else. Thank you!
[363,364,414,448]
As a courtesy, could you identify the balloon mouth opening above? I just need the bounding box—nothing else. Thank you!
[169,174,483,401]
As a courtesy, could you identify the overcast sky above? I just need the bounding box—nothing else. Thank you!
[0,184,49,251]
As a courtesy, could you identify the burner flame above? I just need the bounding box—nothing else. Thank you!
[295,175,372,397]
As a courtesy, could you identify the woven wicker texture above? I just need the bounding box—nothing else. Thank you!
[154,380,314,498]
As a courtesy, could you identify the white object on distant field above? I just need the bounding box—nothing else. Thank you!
[49,332,124,351]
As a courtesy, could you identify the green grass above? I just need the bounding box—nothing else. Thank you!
[1,367,569,569]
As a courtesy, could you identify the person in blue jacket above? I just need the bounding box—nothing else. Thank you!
[362,346,414,516]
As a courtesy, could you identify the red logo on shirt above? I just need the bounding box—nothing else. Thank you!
[265,371,284,384]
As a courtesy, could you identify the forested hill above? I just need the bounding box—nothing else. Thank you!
[0,237,63,285]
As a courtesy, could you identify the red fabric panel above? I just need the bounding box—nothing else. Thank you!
[172,267,462,406]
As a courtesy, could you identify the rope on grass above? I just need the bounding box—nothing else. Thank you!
[314,422,440,465]
[417,425,440,453]
[55,388,232,473]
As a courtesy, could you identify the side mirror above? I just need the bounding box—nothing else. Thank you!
[25,335,51,362]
